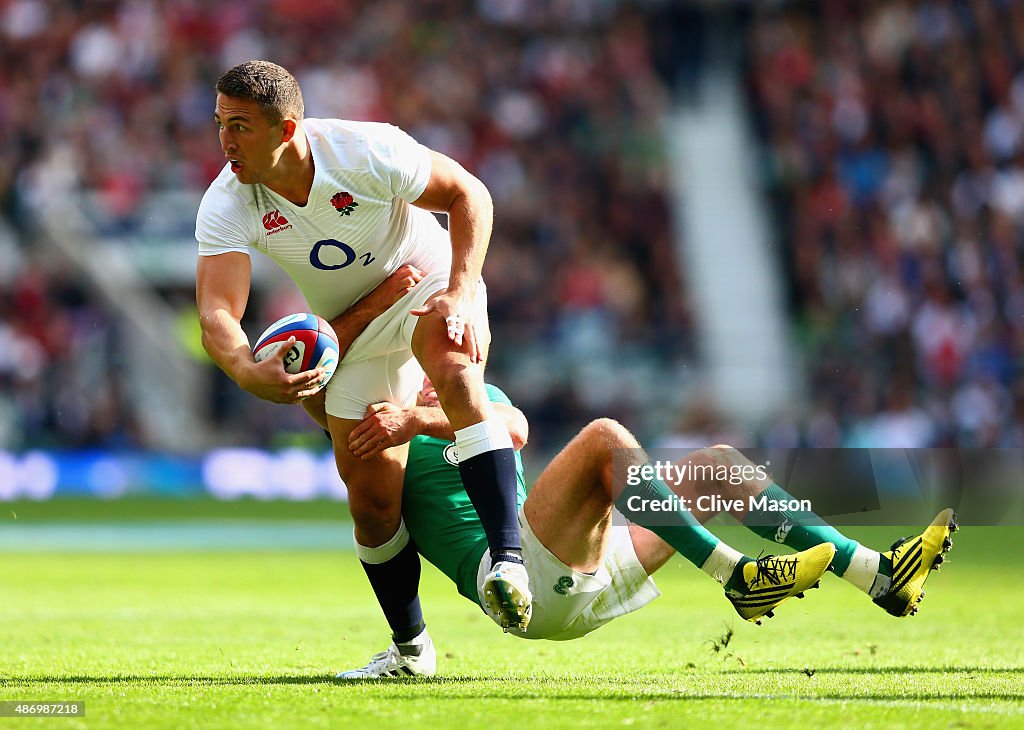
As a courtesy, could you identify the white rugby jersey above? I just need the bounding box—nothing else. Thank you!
[196,118,453,319]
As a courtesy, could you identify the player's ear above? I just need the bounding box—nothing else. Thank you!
[280,118,298,143]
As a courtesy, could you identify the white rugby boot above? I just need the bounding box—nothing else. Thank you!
[335,628,436,679]
[481,560,533,632]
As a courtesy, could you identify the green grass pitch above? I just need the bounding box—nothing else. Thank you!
[1,500,1022,729]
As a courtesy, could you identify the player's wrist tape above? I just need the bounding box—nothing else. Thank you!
[355,519,411,564]
[454,418,513,460]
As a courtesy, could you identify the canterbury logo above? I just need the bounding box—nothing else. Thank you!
[774,520,793,543]
[262,210,290,232]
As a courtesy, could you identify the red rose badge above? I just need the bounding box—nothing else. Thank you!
[330,192,359,216]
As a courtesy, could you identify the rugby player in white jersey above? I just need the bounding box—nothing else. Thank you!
[195,60,532,659]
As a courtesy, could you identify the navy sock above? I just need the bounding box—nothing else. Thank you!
[359,539,425,644]
[458,448,522,557]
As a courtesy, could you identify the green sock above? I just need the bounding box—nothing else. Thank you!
[743,483,859,575]
[615,470,722,569]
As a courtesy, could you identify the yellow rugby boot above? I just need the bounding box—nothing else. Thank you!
[874,508,957,617]
[726,543,836,624]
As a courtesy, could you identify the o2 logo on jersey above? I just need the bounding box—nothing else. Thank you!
[309,239,376,270]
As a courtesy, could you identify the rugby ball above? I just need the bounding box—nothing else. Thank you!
[252,313,339,394]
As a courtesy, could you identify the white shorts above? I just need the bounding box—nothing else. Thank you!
[324,270,488,420]
[476,509,661,641]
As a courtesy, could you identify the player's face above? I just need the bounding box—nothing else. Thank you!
[417,377,440,407]
[214,94,286,184]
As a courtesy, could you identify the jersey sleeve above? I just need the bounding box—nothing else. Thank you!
[364,123,432,203]
[484,384,514,407]
[195,184,257,257]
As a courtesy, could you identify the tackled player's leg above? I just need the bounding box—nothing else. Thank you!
[506,418,659,639]
[524,420,833,630]
[663,445,956,617]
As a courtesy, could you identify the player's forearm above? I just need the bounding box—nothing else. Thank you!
[328,298,383,362]
[408,406,458,441]
[446,178,493,295]
[411,404,527,451]
[199,309,257,388]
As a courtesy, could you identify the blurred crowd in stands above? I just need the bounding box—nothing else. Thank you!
[0,0,689,451]
[745,0,1024,448]
[0,246,143,449]
[3,0,1020,456]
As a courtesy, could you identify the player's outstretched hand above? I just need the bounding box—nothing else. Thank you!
[348,402,420,459]
[245,335,325,404]
[410,290,481,362]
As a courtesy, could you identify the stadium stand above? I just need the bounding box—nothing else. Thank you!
[745,0,1024,448]
[8,0,1019,457]
[0,0,690,451]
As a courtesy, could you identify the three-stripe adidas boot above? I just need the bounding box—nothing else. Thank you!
[873,508,958,617]
[726,543,836,624]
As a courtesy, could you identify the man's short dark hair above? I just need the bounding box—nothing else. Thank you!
[216,60,304,124]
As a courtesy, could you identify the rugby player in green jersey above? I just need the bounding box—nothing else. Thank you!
[335,378,954,678]
[314,266,956,679]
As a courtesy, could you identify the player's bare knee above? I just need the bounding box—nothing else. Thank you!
[349,500,400,526]
[427,359,484,413]
[693,444,739,472]
[684,446,718,469]
[708,444,756,489]
[332,449,404,519]
[579,419,639,497]
[429,358,471,392]
[686,445,764,515]
[347,493,402,539]
[581,418,637,451]
[677,448,719,489]
[709,443,743,465]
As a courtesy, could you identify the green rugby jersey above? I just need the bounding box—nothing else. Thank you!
[402,384,527,604]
